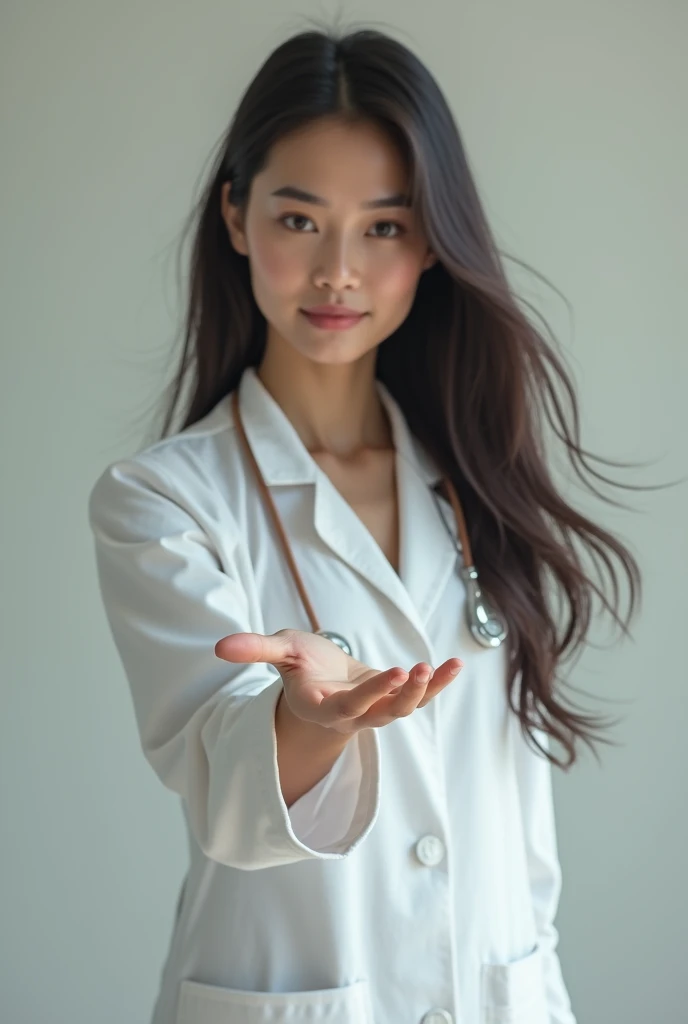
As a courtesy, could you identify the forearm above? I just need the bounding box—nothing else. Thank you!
[274,689,354,807]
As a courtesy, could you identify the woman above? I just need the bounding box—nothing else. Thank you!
[88,22,642,1024]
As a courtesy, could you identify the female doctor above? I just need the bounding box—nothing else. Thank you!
[88,24,641,1024]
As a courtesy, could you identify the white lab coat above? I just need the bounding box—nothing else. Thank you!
[88,365,577,1024]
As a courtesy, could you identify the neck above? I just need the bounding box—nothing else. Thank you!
[256,338,393,459]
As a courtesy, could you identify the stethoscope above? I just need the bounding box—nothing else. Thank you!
[231,389,508,654]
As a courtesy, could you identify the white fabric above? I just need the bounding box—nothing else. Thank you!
[88,365,576,1024]
[288,732,363,848]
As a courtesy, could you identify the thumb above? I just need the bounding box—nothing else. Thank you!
[214,630,293,667]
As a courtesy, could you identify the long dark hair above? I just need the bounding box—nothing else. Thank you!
[142,20,660,769]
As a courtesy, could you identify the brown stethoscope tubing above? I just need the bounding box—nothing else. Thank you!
[230,388,507,650]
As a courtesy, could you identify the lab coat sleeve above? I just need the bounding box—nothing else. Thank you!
[87,457,381,871]
[513,720,577,1024]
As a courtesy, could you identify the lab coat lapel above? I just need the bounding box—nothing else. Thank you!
[311,467,423,631]
[378,382,461,628]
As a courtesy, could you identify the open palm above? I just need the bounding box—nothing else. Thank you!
[215,628,463,735]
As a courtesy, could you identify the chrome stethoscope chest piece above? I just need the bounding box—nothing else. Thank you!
[316,630,354,657]
[460,566,508,649]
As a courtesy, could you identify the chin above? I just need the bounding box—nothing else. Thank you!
[306,341,376,366]
[284,331,367,363]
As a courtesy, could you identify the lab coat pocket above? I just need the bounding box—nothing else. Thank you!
[175,977,374,1024]
[480,943,549,1023]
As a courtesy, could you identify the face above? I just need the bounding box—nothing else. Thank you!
[220,117,436,367]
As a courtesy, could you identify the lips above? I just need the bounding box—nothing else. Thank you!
[301,309,366,330]
[302,305,364,316]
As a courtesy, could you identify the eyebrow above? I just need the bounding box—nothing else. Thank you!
[270,186,412,209]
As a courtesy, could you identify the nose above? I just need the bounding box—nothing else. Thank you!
[311,231,361,292]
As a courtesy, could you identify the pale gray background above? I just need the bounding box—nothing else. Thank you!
[1,1,686,1022]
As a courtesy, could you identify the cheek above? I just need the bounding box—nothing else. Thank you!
[248,228,302,296]
[372,249,425,301]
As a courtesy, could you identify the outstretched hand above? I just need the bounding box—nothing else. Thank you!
[215,628,463,736]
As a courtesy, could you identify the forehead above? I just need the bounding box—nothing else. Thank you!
[257,119,410,197]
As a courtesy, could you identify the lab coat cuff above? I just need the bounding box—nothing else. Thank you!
[256,678,381,864]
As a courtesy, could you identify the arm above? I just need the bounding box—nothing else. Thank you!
[87,456,380,870]
[513,718,577,1024]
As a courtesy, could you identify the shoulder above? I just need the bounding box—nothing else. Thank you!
[87,392,246,538]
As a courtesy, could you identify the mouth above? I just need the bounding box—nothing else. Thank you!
[300,310,367,330]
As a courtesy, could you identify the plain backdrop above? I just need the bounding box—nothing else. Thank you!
[1,2,686,1022]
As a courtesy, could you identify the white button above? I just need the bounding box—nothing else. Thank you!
[421,1010,453,1024]
[414,834,446,866]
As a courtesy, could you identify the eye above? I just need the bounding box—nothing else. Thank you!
[279,213,316,232]
[369,220,406,239]
[278,214,407,238]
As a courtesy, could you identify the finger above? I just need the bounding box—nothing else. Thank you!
[214,630,295,666]
[353,662,432,727]
[319,666,409,721]
[417,659,464,708]
[381,662,435,717]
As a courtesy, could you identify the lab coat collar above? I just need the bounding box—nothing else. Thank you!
[234,366,460,642]
[236,365,441,489]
